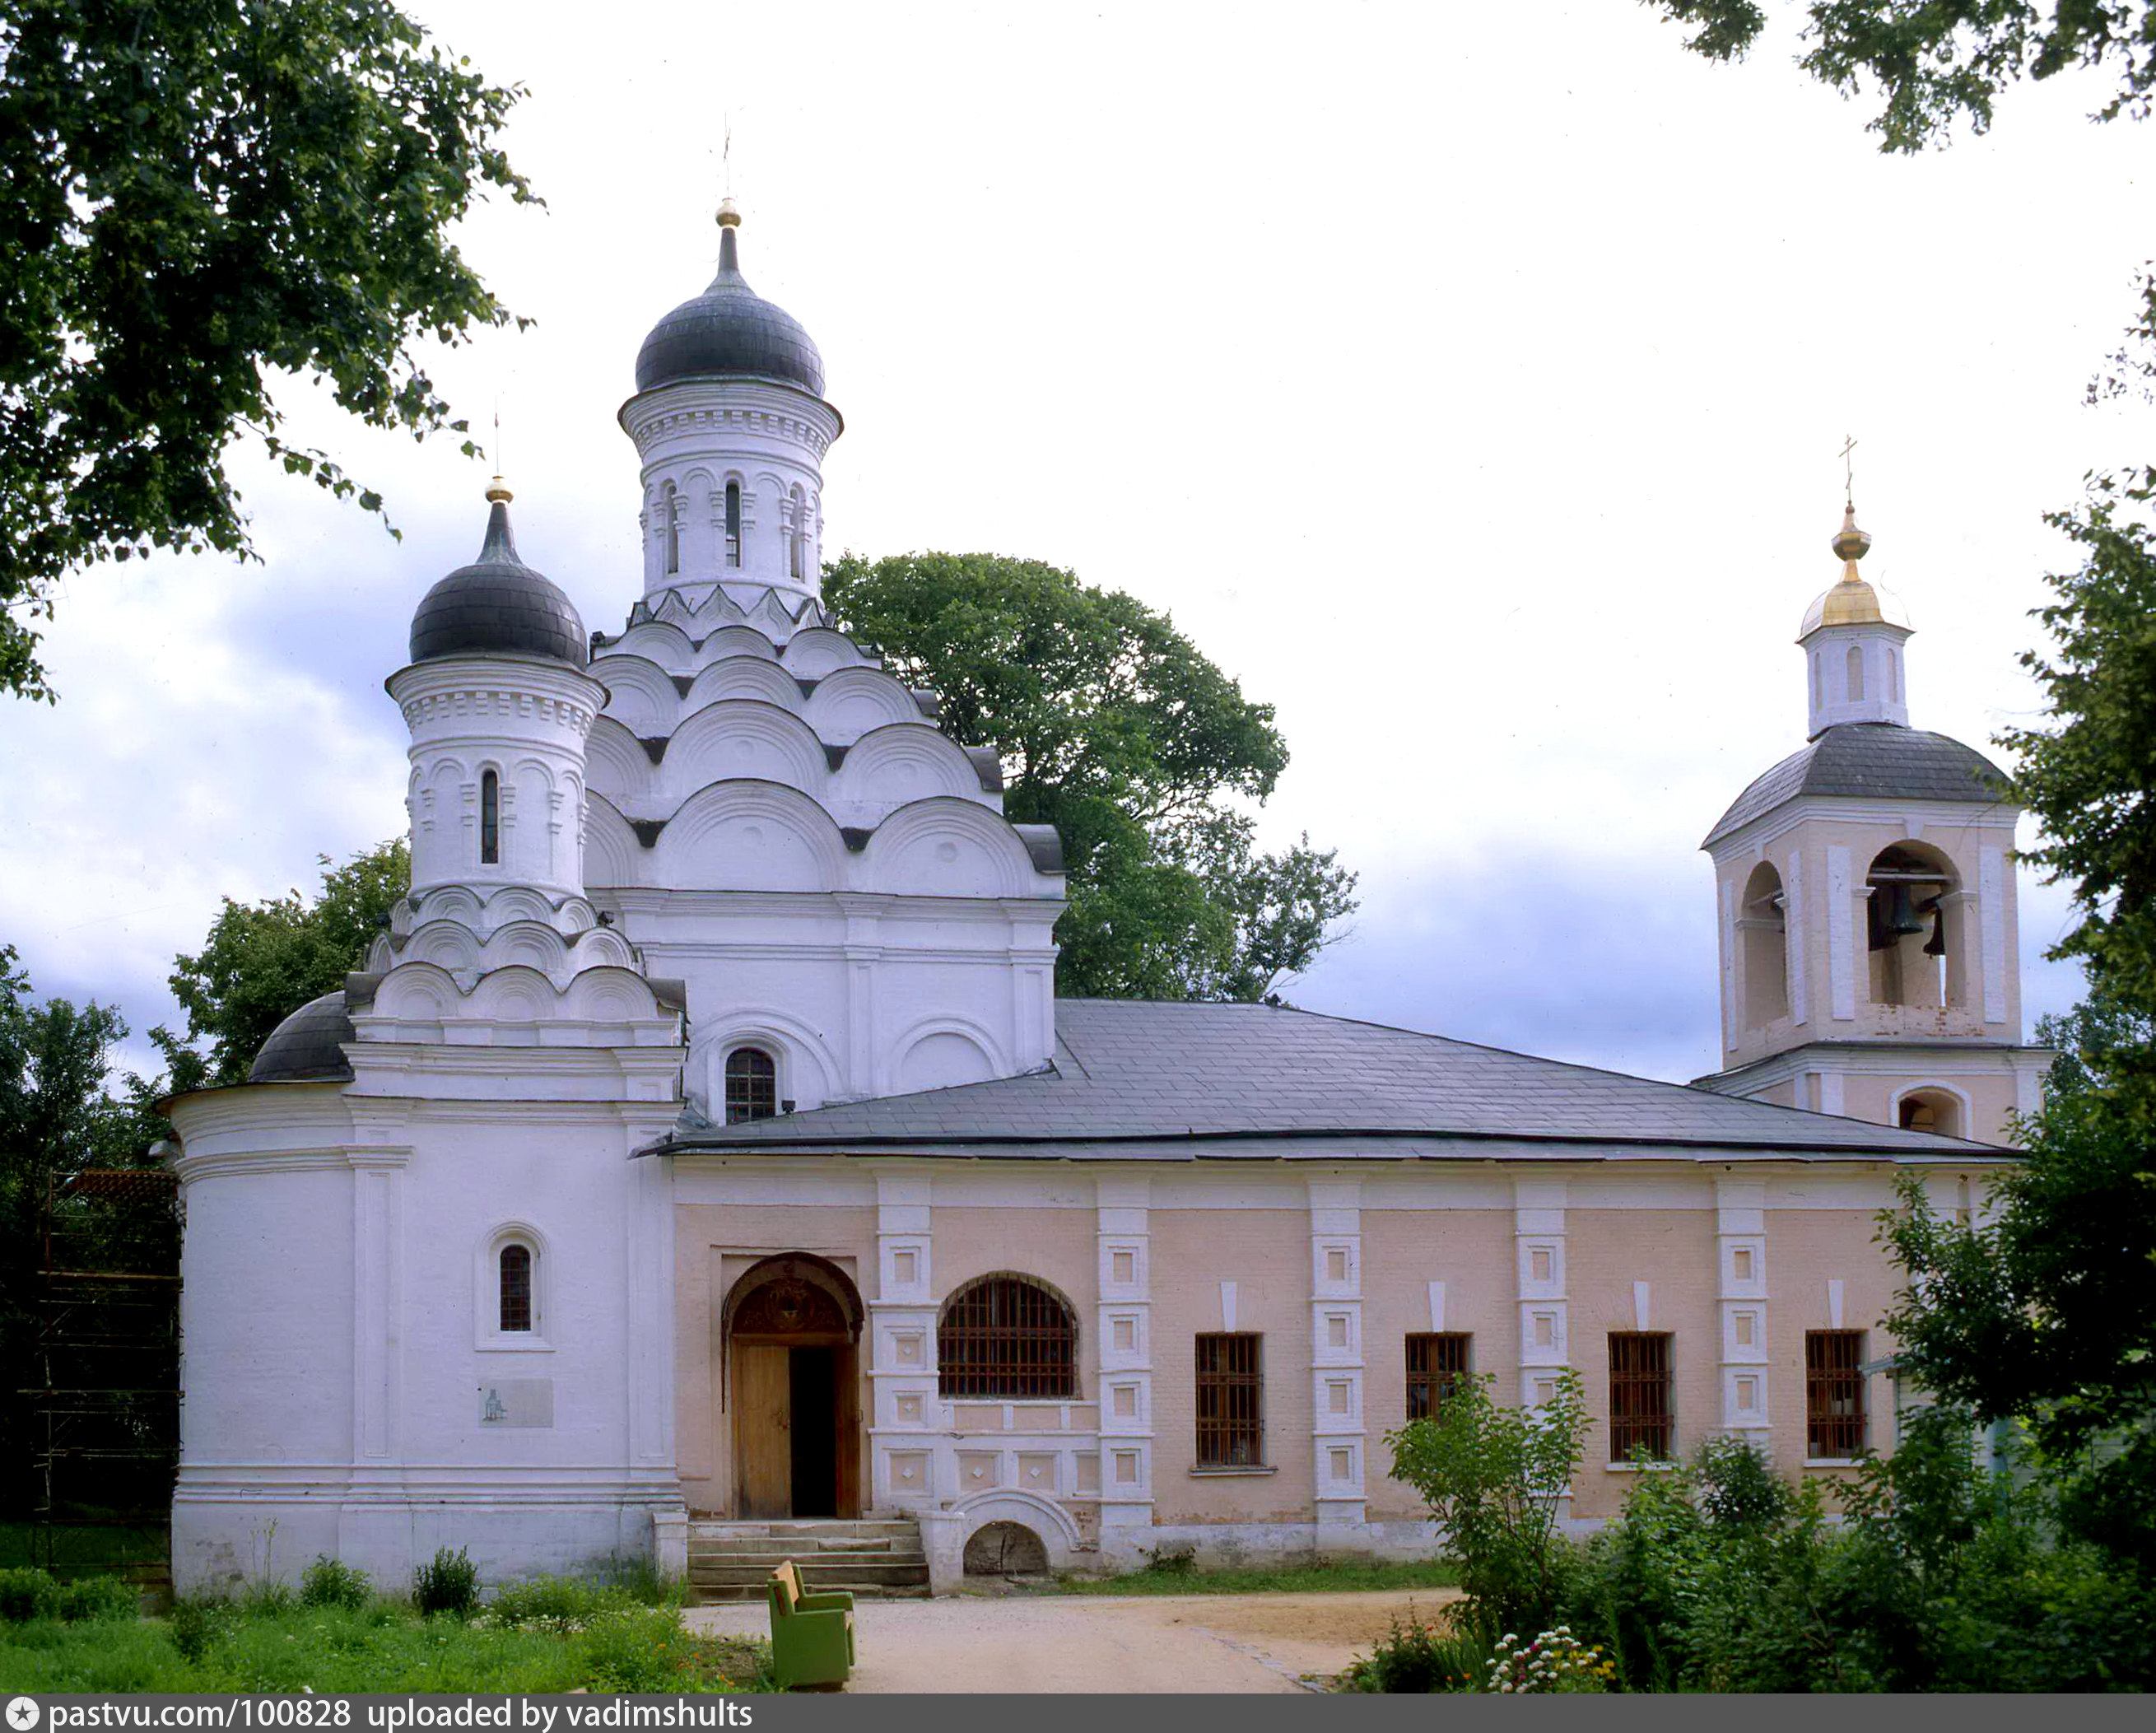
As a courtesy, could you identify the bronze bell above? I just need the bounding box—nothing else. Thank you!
[1923,903,1947,957]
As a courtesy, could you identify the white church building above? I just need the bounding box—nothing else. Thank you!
[162,206,2046,1597]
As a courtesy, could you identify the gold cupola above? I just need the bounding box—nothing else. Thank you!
[1799,504,1912,637]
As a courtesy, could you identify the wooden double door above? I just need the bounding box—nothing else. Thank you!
[733,1340,859,1518]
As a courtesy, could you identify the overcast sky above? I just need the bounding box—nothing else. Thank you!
[7,0,2148,1087]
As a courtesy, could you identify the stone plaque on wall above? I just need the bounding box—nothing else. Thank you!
[477,1379,554,1428]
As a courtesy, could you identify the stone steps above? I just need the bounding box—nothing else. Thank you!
[686,1516,931,1602]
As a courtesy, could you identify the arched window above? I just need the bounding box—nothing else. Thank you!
[1887,645,1901,704]
[1810,650,1823,712]
[938,1274,1078,1399]
[661,482,679,575]
[1897,1088,1963,1139]
[1846,643,1865,702]
[1739,860,1788,1029]
[499,1242,533,1333]
[480,770,501,865]
[724,1046,777,1124]
[724,481,742,568]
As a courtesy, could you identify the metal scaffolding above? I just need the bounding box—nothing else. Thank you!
[21,1167,180,1582]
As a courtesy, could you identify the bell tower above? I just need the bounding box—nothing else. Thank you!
[1692,499,2051,1145]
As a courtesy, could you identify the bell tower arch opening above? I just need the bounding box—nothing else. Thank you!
[1738,860,1789,1031]
[1865,842,1959,1010]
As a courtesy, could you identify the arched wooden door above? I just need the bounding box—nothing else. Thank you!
[724,1256,862,1519]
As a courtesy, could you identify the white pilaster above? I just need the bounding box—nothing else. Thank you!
[1716,1178,1770,1445]
[1784,850,1809,1027]
[1097,1176,1153,1536]
[867,1169,938,1512]
[1826,846,1856,1023]
[1308,1179,1365,1532]
[1980,846,2009,1027]
[1515,1179,1567,1407]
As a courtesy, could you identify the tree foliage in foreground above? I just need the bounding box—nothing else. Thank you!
[0,0,536,701]
[161,840,408,1089]
[1646,2,2156,150]
[823,552,1358,1002]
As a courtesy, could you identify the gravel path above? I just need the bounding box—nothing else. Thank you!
[687,1586,1462,1693]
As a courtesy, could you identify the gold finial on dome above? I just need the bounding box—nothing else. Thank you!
[717,196,741,229]
[485,474,513,504]
[1831,501,1873,571]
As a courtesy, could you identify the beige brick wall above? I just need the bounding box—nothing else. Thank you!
[1150,1208,1315,1524]
[1360,1208,1514,1519]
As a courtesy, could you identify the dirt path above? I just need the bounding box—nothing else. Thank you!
[687,1586,1461,1693]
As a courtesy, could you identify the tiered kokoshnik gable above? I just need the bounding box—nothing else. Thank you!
[581,203,1064,1116]
[352,482,682,1062]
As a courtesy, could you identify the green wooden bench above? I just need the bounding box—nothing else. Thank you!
[766,1559,855,1690]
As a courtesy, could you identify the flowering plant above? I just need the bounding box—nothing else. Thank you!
[1486,1627,1615,1693]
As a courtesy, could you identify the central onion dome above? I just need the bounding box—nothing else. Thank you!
[633,202,826,397]
[408,482,588,667]
[1800,504,1912,636]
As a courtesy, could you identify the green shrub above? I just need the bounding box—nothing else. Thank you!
[169,1597,236,1663]
[413,1546,478,1618]
[487,1576,622,1632]
[299,1556,372,1611]
[54,1575,139,1623]
[0,1567,58,1623]
[239,1578,294,1617]
[594,1554,684,1607]
[1385,1368,1589,1642]
[1343,1608,1488,1693]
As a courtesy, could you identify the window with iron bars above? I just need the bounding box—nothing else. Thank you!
[1195,1333,1264,1467]
[499,1243,533,1334]
[1405,1333,1472,1422]
[1608,1331,1674,1461]
[724,1047,777,1124]
[1806,1329,1866,1459]
[937,1274,1078,1399]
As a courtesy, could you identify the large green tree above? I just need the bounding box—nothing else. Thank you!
[160,839,408,1088]
[823,552,1357,1002]
[0,0,535,701]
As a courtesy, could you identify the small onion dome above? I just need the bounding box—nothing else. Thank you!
[1800,504,1912,636]
[408,483,588,667]
[248,990,355,1084]
[633,209,827,397]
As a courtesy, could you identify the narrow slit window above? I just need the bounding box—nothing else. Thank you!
[661,482,679,575]
[1195,1333,1264,1467]
[1608,1331,1674,1462]
[1405,1333,1471,1422]
[1846,643,1865,701]
[1806,1330,1865,1458]
[724,481,742,568]
[724,1046,777,1124]
[499,1243,533,1333]
[480,770,501,864]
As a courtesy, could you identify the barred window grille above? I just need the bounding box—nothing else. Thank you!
[937,1275,1078,1399]
[1608,1332,1674,1461]
[1806,1330,1866,1458]
[724,482,742,567]
[1195,1333,1264,1467]
[499,1243,533,1333]
[480,770,501,865]
[1405,1333,1472,1422]
[724,1047,777,1124]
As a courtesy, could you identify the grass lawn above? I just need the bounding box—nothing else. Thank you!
[0,1574,775,1694]
[1025,1557,1460,1596]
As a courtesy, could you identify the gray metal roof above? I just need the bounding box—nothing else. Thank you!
[409,500,588,669]
[634,227,826,398]
[1704,724,2011,848]
[663,998,2002,1159]
[247,991,355,1083]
